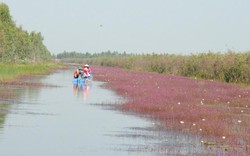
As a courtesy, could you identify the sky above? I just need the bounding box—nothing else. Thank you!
[1,0,250,55]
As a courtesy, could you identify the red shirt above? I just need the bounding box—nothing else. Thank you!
[88,67,92,73]
[83,67,90,76]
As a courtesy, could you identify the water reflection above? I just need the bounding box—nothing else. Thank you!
[0,86,38,131]
[0,104,8,129]
[73,83,91,100]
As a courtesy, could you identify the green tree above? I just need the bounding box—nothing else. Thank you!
[0,3,51,62]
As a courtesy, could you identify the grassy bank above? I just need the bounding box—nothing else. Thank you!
[93,66,250,155]
[0,62,63,83]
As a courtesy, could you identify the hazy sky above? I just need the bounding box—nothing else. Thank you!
[2,0,250,55]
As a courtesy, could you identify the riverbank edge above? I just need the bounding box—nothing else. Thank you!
[0,62,67,86]
[0,62,67,130]
[92,65,250,155]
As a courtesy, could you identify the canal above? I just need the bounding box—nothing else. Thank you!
[0,68,215,156]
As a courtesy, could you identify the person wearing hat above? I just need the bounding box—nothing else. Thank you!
[73,66,83,78]
[83,65,90,78]
[84,64,93,77]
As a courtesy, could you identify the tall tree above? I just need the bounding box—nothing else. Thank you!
[0,3,51,62]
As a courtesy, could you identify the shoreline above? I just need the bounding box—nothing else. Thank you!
[1,64,249,155]
[92,65,250,155]
[0,62,66,86]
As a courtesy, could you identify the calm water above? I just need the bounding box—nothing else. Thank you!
[0,68,219,156]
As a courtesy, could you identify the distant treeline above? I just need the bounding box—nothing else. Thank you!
[0,3,51,62]
[58,50,250,84]
[56,50,127,59]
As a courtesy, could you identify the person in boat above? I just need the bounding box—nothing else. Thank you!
[84,64,93,77]
[83,66,90,78]
[73,66,83,78]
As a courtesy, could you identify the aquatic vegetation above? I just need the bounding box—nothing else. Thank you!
[93,66,250,155]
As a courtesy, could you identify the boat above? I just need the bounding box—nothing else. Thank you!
[72,75,93,86]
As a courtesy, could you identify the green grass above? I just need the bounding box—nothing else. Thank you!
[0,62,63,82]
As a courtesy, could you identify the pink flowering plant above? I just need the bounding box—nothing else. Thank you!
[93,66,250,154]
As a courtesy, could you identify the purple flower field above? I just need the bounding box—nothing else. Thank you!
[93,66,250,155]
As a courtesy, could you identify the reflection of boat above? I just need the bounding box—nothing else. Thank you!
[73,77,92,99]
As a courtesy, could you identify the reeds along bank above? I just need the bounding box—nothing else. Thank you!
[76,51,250,85]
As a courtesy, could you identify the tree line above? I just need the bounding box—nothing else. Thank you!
[0,3,51,62]
[56,50,127,59]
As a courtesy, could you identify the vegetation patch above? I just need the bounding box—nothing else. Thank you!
[0,3,51,62]
[0,62,64,84]
[93,66,250,155]
[58,51,250,85]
